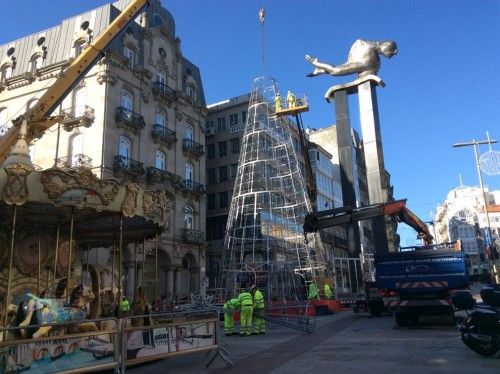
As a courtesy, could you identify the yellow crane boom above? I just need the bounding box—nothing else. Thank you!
[0,0,150,163]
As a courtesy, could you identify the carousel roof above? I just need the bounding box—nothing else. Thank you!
[0,163,171,247]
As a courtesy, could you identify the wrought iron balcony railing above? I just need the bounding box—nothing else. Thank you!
[60,105,95,130]
[152,81,176,101]
[182,138,204,157]
[182,229,206,245]
[146,167,181,187]
[115,106,146,133]
[179,179,206,195]
[113,155,145,175]
[56,154,92,169]
[151,124,177,145]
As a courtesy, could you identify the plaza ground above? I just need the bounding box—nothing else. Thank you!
[127,306,499,373]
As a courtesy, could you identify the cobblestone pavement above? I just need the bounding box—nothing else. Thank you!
[126,308,499,373]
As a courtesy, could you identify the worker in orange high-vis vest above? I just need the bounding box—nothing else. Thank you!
[237,286,254,336]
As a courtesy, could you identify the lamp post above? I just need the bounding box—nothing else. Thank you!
[453,137,498,284]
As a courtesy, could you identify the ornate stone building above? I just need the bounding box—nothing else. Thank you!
[0,0,207,300]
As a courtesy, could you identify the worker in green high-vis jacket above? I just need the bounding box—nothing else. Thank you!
[308,281,320,300]
[223,297,240,336]
[237,286,254,336]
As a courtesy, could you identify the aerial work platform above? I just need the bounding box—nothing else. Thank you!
[275,93,309,117]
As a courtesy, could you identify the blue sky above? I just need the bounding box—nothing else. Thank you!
[1,0,499,246]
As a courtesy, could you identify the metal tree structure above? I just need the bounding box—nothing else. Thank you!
[219,76,329,303]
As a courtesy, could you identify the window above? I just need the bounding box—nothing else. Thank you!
[156,108,167,127]
[0,108,8,136]
[207,194,216,210]
[73,87,86,117]
[230,138,240,154]
[207,168,216,183]
[217,117,226,133]
[70,133,83,166]
[123,45,136,69]
[185,162,193,182]
[155,150,166,170]
[0,64,12,83]
[241,111,247,124]
[230,163,238,180]
[229,113,238,126]
[218,166,228,182]
[185,123,193,140]
[185,85,195,101]
[219,191,228,208]
[121,90,133,111]
[218,141,227,157]
[156,68,166,84]
[184,206,193,229]
[206,144,215,159]
[118,135,132,162]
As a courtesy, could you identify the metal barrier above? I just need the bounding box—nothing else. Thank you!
[0,317,120,374]
[264,303,316,333]
[120,308,222,371]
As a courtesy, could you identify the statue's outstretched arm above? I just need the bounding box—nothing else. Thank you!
[306,55,368,77]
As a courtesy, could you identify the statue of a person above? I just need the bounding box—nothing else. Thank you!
[306,39,397,79]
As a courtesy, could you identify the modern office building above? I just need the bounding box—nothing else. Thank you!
[0,0,207,299]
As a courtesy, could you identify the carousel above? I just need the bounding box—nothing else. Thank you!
[0,124,173,371]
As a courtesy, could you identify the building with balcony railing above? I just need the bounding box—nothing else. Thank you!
[60,105,95,131]
[151,124,177,148]
[182,138,205,158]
[0,0,208,300]
[115,106,146,134]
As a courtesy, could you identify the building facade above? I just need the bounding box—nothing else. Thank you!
[0,0,207,300]
[433,186,499,276]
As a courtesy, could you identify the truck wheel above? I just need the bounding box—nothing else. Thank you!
[395,312,409,327]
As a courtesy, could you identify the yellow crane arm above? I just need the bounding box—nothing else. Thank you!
[0,0,150,163]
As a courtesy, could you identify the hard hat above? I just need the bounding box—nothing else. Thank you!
[276,92,280,95]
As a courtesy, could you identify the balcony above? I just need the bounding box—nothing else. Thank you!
[60,105,95,131]
[151,124,177,148]
[182,229,206,245]
[113,155,145,176]
[152,81,176,105]
[56,154,92,170]
[178,179,206,196]
[146,167,181,189]
[115,106,146,134]
[182,138,204,158]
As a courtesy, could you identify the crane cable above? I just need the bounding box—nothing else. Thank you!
[258,8,266,76]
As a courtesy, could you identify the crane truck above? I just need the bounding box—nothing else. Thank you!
[0,0,150,164]
[304,200,469,325]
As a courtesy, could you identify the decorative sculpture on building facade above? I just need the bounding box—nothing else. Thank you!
[305,39,397,79]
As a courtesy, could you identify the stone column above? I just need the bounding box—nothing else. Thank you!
[166,266,174,299]
[333,89,360,255]
[174,266,182,297]
[358,81,388,252]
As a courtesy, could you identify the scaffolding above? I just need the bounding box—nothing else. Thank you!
[219,76,330,303]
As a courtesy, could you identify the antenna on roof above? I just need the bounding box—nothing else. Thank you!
[458,173,464,187]
[258,8,266,75]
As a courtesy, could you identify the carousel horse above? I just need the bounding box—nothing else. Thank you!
[15,284,97,338]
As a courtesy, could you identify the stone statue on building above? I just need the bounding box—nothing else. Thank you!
[305,39,397,79]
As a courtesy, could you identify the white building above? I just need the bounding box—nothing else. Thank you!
[433,185,499,276]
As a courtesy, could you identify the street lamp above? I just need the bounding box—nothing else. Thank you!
[453,136,498,283]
